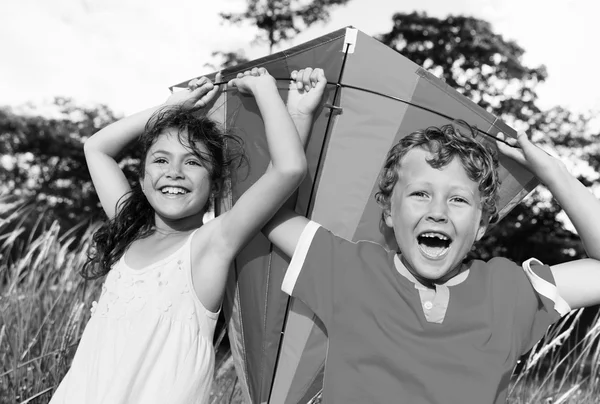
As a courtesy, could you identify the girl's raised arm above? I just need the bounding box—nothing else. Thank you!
[84,78,219,219]
[263,68,327,258]
[209,67,325,261]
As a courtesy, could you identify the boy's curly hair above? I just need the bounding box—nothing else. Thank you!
[375,121,501,222]
[81,104,244,279]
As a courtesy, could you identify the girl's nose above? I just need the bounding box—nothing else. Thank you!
[166,164,184,179]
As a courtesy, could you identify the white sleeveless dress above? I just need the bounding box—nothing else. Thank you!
[50,230,219,404]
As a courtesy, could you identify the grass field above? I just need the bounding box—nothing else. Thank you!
[1,202,600,404]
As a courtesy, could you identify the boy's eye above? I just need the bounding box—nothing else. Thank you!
[410,191,429,198]
[186,160,202,166]
[451,196,469,204]
[154,157,167,164]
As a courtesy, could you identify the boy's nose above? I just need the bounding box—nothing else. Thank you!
[426,212,448,223]
[426,200,449,223]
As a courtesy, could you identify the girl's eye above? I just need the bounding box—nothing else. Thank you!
[154,158,167,164]
[411,191,428,198]
[186,160,202,166]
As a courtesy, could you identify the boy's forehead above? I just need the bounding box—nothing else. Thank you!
[396,148,435,172]
[395,149,479,191]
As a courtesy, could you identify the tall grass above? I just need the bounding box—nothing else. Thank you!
[0,201,238,404]
[1,200,599,403]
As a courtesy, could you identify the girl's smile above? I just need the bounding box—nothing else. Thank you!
[160,186,190,196]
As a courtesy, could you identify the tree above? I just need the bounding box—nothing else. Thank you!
[220,0,352,54]
[204,50,250,72]
[378,12,547,127]
[0,98,137,231]
[376,12,599,265]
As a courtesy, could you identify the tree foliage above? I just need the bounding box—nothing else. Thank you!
[377,12,599,264]
[220,0,352,53]
[0,98,134,231]
[205,50,250,72]
[378,12,547,127]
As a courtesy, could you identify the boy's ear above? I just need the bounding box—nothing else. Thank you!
[384,209,393,228]
[476,214,490,241]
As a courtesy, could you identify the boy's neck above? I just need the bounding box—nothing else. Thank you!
[398,255,466,289]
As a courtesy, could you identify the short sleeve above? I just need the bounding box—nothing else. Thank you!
[515,258,571,353]
[281,221,356,327]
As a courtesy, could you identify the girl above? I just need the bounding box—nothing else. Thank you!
[50,67,327,404]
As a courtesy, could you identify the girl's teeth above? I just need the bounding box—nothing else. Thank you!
[162,187,186,194]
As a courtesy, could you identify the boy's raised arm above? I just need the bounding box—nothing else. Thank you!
[262,68,327,258]
[498,133,600,309]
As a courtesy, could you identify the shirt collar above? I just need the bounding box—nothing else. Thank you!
[393,254,469,290]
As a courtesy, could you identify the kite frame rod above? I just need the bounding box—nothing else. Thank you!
[265,42,353,404]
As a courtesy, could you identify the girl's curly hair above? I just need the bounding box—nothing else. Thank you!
[81,104,244,279]
[375,120,501,223]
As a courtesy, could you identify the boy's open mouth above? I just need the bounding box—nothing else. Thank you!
[417,231,452,258]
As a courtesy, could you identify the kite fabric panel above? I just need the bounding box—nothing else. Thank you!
[171,27,538,404]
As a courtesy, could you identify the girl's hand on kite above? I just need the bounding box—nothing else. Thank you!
[287,67,327,119]
[496,131,565,182]
[228,67,276,96]
[165,73,222,109]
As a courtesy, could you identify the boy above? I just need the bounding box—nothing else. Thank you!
[266,97,600,403]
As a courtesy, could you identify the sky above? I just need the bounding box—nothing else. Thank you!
[1,0,598,123]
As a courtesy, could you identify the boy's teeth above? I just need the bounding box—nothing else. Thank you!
[421,232,448,240]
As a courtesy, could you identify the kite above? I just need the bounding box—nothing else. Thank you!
[171,27,538,404]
